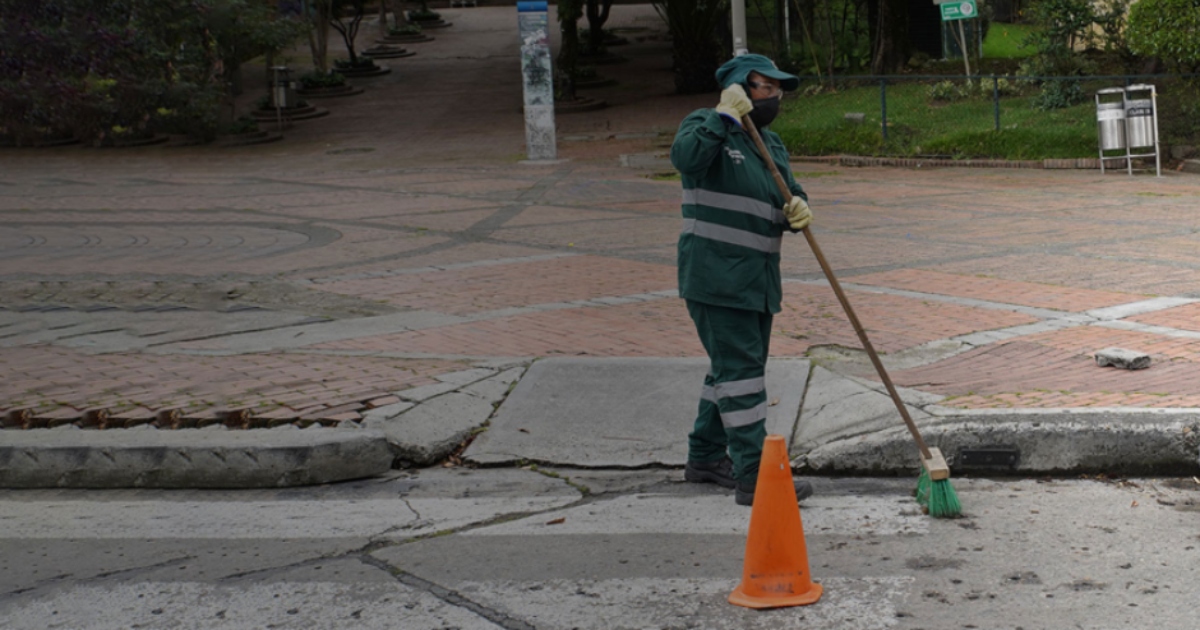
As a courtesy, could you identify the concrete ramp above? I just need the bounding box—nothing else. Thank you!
[465,357,810,467]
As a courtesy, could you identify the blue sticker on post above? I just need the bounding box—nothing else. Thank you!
[517,1,547,12]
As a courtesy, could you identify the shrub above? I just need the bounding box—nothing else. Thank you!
[335,57,378,69]
[408,9,441,21]
[1030,79,1085,110]
[224,115,260,135]
[993,77,1020,96]
[299,71,347,89]
[0,0,302,144]
[389,24,422,35]
[1127,0,1200,72]
[928,80,968,102]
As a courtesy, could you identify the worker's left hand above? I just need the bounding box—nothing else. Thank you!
[783,196,813,230]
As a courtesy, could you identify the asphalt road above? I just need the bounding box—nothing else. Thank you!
[4,469,1200,629]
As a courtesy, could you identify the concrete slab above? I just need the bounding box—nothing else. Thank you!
[395,378,464,402]
[464,357,810,467]
[366,392,496,466]
[792,366,940,457]
[460,366,525,405]
[0,580,505,630]
[434,367,500,387]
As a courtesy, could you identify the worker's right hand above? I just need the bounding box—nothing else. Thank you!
[715,84,753,123]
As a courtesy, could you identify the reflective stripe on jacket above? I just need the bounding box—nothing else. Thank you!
[671,109,807,314]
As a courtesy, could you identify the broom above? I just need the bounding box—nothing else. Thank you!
[741,113,962,518]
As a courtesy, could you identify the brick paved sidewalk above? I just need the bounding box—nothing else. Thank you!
[3,5,1200,429]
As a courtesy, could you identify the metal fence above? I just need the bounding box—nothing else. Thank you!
[794,73,1200,143]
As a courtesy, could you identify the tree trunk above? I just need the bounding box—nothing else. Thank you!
[329,0,365,65]
[557,0,583,101]
[585,0,613,55]
[308,0,332,73]
[659,0,724,94]
[869,0,908,75]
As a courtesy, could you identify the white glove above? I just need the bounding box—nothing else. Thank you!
[783,196,812,230]
[715,84,753,121]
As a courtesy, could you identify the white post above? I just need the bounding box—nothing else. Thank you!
[731,0,748,56]
[1151,85,1162,177]
[517,1,557,161]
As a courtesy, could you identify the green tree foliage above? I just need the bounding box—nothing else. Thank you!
[1093,0,1132,54]
[654,0,726,94]
[1127,0,1200,72]
[209,0,307,74]
[1019,0,1100,109]
[0,0,302,144]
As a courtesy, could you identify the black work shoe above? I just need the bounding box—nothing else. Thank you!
[684,457,737,489]
[734,476,814,506]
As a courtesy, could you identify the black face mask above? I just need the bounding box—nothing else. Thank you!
[749,96,781,129]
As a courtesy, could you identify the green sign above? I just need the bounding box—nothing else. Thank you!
[940,0,977,21]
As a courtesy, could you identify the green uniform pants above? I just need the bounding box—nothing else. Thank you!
[685,300,771,481]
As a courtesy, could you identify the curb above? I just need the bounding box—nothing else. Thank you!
[0,428,393,489]
[799,408,1200,476]
[792,155,1108,170]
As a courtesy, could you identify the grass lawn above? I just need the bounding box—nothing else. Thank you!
[982,22,1040,58]
[773,81,1098,159]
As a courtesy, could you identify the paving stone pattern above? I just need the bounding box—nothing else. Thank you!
[3,3,1200,425]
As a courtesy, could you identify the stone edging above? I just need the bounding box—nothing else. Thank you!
[793,155,1105,170]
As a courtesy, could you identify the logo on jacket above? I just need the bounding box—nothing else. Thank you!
[724,147,745,165]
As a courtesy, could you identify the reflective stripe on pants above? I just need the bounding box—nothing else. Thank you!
[685,300,771,481]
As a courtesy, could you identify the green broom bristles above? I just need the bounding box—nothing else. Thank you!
[928,478,962,518]
[915,469,931,507]
[914,469,962,518]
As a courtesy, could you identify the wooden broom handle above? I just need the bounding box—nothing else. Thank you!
[741,115,933,460]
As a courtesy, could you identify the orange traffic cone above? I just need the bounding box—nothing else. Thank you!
[728,434,823,609]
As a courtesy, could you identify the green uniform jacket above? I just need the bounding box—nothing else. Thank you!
[671,109,807,314]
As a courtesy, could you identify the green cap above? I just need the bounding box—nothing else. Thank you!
[714,54,800,91]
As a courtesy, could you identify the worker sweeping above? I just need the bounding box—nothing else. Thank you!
[673,54,814,507]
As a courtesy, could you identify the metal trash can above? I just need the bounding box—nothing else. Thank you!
[1125,84,1156,149]
[1095,89,1126,151]
[270,66,296,109]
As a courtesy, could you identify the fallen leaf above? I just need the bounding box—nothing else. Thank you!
[1131,500,1139,508]
[546,517,566,525]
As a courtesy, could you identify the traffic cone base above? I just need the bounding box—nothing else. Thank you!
[729,581,822,609]
[728,434,823,609]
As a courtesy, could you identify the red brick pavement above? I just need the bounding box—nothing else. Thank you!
[847,269,1139,312]
[925,253,1200,296]
[0,347,464,428]
[314,255,675,316]
[892,327,1200,408]
[306,282,1035,358]
[6,3,1200,420]
[308,299,714,358]
[774,282,1038,354]
[1129,303,1200,332]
